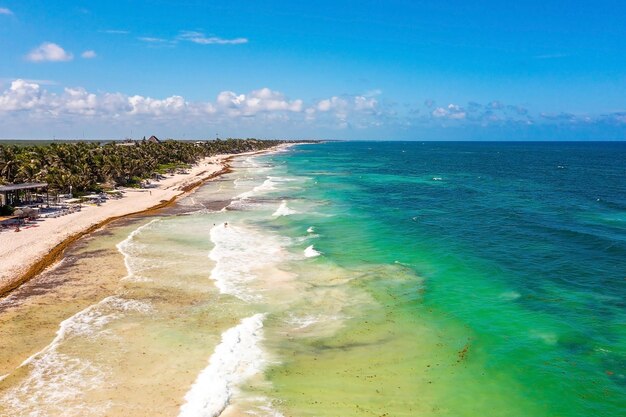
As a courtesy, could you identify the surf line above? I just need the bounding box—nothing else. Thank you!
[0,220,157,383]
[116,218,160,281]
[178,313,268,417]
[273,200,298,217]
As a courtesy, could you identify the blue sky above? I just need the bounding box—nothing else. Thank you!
[1,0,626,140]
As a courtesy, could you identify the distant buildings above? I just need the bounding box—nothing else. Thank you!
[115,135,162,146]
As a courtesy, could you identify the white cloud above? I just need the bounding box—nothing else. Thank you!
[431,104,466,120]
[128,95,187,116]
[431,107,447,118]
[354,96,378,112]
[0,80,304,122]
[102,29,129,34]
[0,79,45,111]
[311,95,384,129]
[137,37,177,47]
[26,42,73,62]
[81,50,97,59]
[178,31,248,45]
[138,37,169,43]
[135,31,248,48]
[62,87,99,115]
[413,100,537,128]
[0,7,12,15]
[216,88,302,116]
[1,81,543,133]
[0,80,389,135]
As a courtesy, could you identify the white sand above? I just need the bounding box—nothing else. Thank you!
[0,146,287,294]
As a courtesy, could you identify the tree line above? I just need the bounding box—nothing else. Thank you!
[0,139,285,194]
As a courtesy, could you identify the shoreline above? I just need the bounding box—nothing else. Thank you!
[0,144,291,298]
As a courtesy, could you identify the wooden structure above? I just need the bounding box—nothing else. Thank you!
[0,182,49,207]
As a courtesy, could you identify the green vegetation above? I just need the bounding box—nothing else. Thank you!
[0,139,285,194]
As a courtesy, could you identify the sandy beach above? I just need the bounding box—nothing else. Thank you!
[0,145,287,296]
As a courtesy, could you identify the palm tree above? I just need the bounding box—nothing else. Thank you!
[0,138,287,194]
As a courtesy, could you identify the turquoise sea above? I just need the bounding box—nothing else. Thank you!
[1,141,624,417]
[258,141,626,416]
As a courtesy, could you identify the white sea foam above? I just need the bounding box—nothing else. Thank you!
[294,233,319,244]
[285,313,323,330]
[3,349,106,416]
[116,219,160,281]
[209,224,284,302]
[233,176,254,188]
[236,175,303,202]
[19,296,153,368]
[307,226,315,233]
[432,177,443,181]
[304,245,321,258]
[2,296,152,416]
[268,175,301,183]
[237,178,278,200]
[178,314,267,417]
[242,156,269,169]
[244,397,286,417]
[272,201,298,217]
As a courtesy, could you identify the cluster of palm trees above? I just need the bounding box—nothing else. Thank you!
[0,139,284,195]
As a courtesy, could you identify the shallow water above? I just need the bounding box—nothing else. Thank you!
[0,142,624,416]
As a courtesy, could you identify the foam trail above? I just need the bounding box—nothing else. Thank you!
[209,224,283,302]
[1,296,152,416]
[236,178,278,200]
[178,314,267,417]
[245,399,286,417]
[285,313,323,330]
[272,201,298,217]
[19,296,152,368]
[116,219,160,281]
[307,226,315,233]
[304,245,321,258]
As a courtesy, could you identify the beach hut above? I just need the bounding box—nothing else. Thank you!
[0,182,49,207]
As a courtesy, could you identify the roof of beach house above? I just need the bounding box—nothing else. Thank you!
[0,182,49,192]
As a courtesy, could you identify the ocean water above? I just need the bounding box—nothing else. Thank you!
[0,141,624,416]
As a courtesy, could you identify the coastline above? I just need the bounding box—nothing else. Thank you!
[0,144,291,298]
